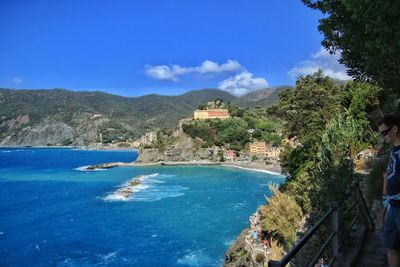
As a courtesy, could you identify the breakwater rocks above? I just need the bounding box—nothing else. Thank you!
[84,162,124,170]
[103,174,157,201]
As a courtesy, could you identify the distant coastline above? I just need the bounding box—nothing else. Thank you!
[0,145,138,152]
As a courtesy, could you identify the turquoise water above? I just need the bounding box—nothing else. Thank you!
[0,148,284,266]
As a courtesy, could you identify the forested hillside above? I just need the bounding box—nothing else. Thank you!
[0,87,281,146]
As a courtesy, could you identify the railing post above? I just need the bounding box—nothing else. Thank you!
[268,260,281,267]
[331,202,339,267]
[353,182,360,220]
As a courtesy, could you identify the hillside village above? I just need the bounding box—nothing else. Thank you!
[135,99,297,168]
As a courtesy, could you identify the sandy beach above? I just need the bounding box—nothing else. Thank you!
[120,160,283,176]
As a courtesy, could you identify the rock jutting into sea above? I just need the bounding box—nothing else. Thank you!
[104,175,148,201]
[84,162,124,170]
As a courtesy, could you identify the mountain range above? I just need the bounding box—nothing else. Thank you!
[0,87,289,146]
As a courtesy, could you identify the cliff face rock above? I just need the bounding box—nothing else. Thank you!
[72,114,110,146]
[0,114,30,129]
[0,120,74,146]
[223,229,253,267]
[136,132,212,163]
[0,112,115,147]
[136,148,163,162]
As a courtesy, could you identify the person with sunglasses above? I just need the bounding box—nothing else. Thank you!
[378,114,400,267]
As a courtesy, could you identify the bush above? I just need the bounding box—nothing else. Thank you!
[201,143,209,148]
[237,248,248,258]
[260,185,303,249]
[255,253,264,263]
[268,237,285,262]
[218,151,225,162]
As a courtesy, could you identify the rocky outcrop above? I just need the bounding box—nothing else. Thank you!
[0,120,74,146]
[0,113,112,147]
[84,162,123,170]
[223,229,253,267]
[135,132,213,163]
[72,113,110,146]
[0,114,30,129]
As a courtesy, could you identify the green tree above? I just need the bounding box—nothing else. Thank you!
[303,0,400,91]
[269,71,342,146]
[197,104,207,110]
[312,113,365,210]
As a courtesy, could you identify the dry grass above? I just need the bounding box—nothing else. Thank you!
[260,185,303,249]
[268,238,285,262]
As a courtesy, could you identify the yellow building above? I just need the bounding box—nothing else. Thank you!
[249,142,266,156]
[266,146,283,159]
[193,110,209,120]
[193,109,230,120]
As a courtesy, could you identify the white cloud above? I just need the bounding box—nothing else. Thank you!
[145,65,178,81]
[288,47,351,81]
[218,71,268,96]
[145,59,241,81]
[12,77,23,84]
[197,60,241,74]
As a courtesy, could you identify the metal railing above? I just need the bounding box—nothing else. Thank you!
[268,181,375,267]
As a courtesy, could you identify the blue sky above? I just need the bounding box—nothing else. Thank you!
[0,0,350,97]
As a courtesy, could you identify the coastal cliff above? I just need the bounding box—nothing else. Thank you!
[136,131,213,163]
[0,120,75,147]
[223,229,253,267]
[0,115,109,147]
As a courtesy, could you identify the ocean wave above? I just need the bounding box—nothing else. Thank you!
[103,184,150,202]
[224,238,235,247]
[177,249,213,266]
[158,174,176,178]
[230,202,246,209]
[133,185,189,202]
[1,149,22,153]
[103,173,158,202]
[102,173,188,202]
[147,178,165,184]
[55,250,122,266]
[97,250,119,265]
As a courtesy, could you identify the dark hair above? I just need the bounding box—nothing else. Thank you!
[377,114,400,128]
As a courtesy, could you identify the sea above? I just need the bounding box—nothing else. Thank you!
[0,148,285,267]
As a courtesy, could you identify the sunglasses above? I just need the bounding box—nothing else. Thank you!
[380,126,393,136]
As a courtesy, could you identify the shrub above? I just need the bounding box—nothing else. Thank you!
[201,143,209,148]
[255,253,264,263]
[260,185,303,249]
[237,248,248,258]
[268,237,285,262]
